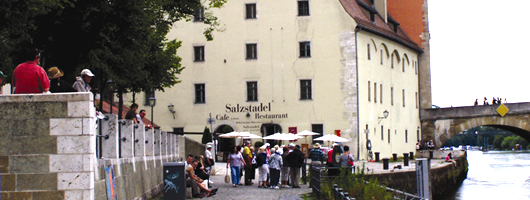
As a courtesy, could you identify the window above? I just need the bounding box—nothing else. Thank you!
[405,130,408,143]
[173,128,184,135]
[195,84,205,103]
[388,129,391,143]
[391,54,394,69]
[374,82,377,103]
[194,8,204,22]
[414,61,418,75]
[194,46,204,62]
[144,88,155,106]
[367,44,371,60]
[298,1,309,16]
[402,58,405,72]
[246,43,257,59]
[402,89,405,107]
[380,50,383,65]
[246,4,256,19]
[299,41,311,57]
[381,126,384,140]
[368,81,371,102]
[312,124,323,143]
[417,129,420,142]
[391,87,394,105]
[380,84,383,104]
[300,80,312,100]
[247,81,258,101]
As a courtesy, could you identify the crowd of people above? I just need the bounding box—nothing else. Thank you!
[474,97,506,106]
[226,141,306,189]
[416,140,435,150]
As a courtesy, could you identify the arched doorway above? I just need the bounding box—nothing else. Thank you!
[261,123,282,147]
[214,125,234,162]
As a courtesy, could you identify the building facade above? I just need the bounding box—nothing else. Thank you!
[127,0,431,160]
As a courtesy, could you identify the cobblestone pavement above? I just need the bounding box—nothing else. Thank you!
[203,163,312,200]
[185,157,450,199]
[198,158,449,200]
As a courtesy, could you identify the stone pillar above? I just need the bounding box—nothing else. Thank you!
[0,93,96,200]
[154,129,161,156]
[161,131,167,156]
[101,114,119,159]
[145,128,154,156]
[134,124,146,157]
[119,120,134,158]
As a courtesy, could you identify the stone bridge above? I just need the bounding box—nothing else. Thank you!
[420,102,530,147]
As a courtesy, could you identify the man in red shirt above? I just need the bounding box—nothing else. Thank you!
[12,48,50,94]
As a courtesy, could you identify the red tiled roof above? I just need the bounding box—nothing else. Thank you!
[339,0,422,52]
[96,100,160,128]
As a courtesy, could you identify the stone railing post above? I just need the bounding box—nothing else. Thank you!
[101,114,119,158]
[134,124,146,157]
[145,128,154,156]
[154,129,161,156]
[119,120,134,158]
[161,131,167,156]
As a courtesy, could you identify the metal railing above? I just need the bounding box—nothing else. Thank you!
[309,165,424,200]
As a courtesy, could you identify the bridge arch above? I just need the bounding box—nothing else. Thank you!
[420,103,530,147]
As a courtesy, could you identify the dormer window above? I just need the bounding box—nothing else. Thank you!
[357,0,376,22]
[388,16,400,32]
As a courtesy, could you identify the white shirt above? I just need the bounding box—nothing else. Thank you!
[205,149,213,159]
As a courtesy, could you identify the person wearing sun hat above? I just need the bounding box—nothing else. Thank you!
[72,69,94,92]
[47,66,76,93]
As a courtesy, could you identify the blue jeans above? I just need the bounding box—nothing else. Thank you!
[231,166,241,185]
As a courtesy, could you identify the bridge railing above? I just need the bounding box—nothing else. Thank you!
[421,102,530,121]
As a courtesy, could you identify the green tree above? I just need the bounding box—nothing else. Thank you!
[0,0,226,116]
[202,126,212,144]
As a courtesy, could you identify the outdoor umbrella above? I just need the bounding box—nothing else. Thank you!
[296,130,320,144]
[241,133,262,139]
[313,134,349,147]
[262,133,302,141]
[219,131,252,138]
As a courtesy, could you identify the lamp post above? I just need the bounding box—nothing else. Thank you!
[106,80,116,114]
[149,96,156,128]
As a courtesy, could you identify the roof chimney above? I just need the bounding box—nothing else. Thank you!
[374,0,387,23]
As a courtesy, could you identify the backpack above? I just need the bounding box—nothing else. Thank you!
[256,154,265,167]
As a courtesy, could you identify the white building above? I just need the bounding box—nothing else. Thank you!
[127,0,431,160]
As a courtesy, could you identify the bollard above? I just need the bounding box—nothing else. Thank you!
[403,153,409,166]
[409,151,414,160]
[382,158,390,170]
[375,152,380,162]
[392,153,398,161]
[429,150,433,159]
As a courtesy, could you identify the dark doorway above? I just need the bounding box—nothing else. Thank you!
[312,124,324,144]
[261,123,282,147]
[214,125,234,162]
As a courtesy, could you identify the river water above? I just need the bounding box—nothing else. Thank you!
[446,150,530,200]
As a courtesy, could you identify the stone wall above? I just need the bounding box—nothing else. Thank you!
[0,93,192,200]
[367,154,468,200]
[0,93,96,199]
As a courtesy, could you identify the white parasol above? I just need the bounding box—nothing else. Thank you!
[313,134,349,147]
[296,130,321,144]
[219,131,253,138]
[241,133,262,139]
[263,133,302,141]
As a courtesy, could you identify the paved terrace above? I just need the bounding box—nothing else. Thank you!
[158,156,452,200]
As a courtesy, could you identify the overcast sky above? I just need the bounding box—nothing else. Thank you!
[428,0,529,107]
